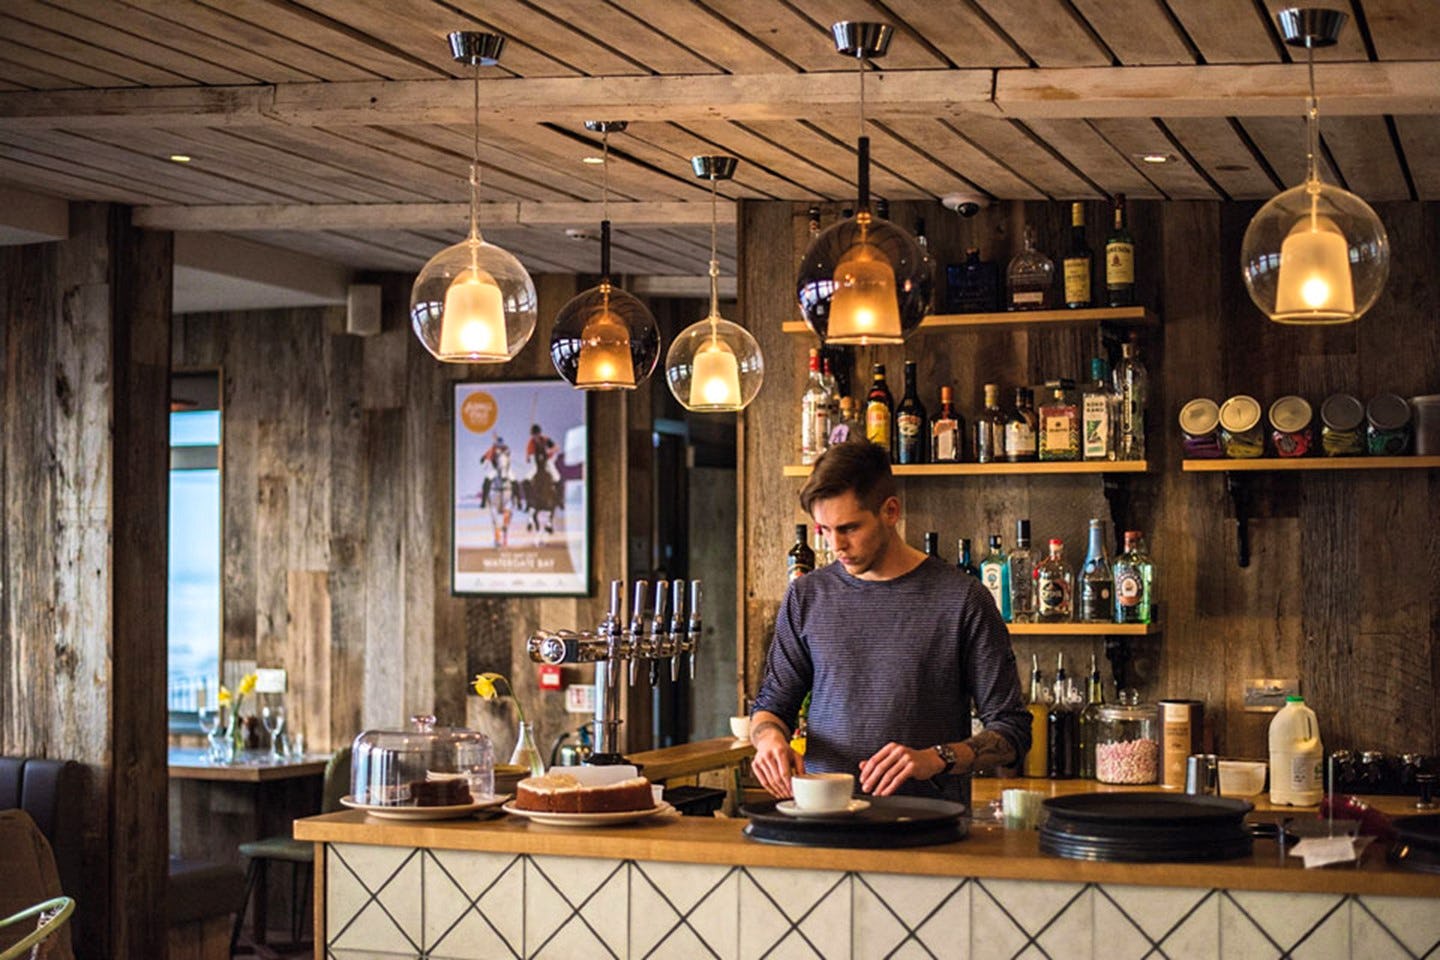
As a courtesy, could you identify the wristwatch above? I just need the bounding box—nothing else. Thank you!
[933,743,957,776]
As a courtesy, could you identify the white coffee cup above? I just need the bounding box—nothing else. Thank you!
[790,772,854,812]
[729,715,751,741]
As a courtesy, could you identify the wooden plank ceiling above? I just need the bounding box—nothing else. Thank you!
[1,0,1438,276]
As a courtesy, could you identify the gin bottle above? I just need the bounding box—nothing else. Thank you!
[1007,518,1036,624]
[979,534,1012,620]
[1082,357,1119,461]
[1035,538,1073,622]
[956,538,980,579]
[1114,334,1148,460]
[1113,530,1153,624]
[1078,518,1113,622]
[1007,225,1054,311]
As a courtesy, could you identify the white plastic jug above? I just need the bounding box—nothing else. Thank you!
[1268,696,1323,805]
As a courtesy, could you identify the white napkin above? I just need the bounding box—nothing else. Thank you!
[1289,834,1375,868]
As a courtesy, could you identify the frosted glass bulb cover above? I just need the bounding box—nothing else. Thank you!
[829,240,903,340]
[550,282,660,390]
[1241,180,1389,324]
[797,212,932,344]
[665,314,764,412]
[412,236,537,362]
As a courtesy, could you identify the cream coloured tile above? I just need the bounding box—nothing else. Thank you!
[1289,899,1351,960]
[330,848,424,956]
[738,870,793,960]
[1035,885,1092,960]
[1091,890,1155,960]
[913,879,971,960]
[1355,894,1440,957]
[971,880,1030,959]
[326,846,371,946]
[1226,889,1346,954]
[976,877,1086,934]
[739,867,848,960]
[424,850,524,959]
[1219,893,1283,960]
[632,862,738,960]
[1156,889,1220,960]
[525,855,628,959]
[1098,883,1213,944]
[1351,899,1418,960]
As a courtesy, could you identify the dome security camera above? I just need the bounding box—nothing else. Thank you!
[942,192,990,218]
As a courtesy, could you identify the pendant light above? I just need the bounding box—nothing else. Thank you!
[410,32,537,362]
[664,156,764,412]
[550,122,661,390]
[796,22,932,345]
[1240,8,1389,324]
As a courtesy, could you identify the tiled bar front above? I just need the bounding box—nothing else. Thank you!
[319,839,1440,960]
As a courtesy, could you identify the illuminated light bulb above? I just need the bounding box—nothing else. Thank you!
[1273,214,1355,321]
[689,335,741,409]
[439,266,508,358]
[826,215,903,344]
[574,288,636,388]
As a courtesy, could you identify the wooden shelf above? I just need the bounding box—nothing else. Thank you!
[1008,622,1157,636]
[1181,456,1440,472]
[781,305,1157,336]
[782,460,1149,478]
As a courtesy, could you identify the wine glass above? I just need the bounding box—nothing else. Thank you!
[197,703,223,763]
[262,705,286,762]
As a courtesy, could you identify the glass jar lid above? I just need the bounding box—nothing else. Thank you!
[1268,395,1312,433]
[1218,395,1261,433]
[1366,393,1411,431]
[1097,688,1156,722]
[1320,392,1364,432]
[1178,397,1220,435]
[350,714,495,806]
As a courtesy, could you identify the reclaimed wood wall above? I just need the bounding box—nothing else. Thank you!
[0,203,170,959]
[739,198,1440,761]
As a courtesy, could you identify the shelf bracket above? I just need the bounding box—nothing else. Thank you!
[1104,636,1134,690]
[1226,472,1252,568]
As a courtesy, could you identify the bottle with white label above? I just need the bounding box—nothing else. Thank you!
[1268,696,1323,806]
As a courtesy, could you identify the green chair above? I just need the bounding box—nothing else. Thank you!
[230,747,350,954]
[0,896,74,960]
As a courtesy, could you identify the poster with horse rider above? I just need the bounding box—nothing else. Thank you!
[453,379,589,595]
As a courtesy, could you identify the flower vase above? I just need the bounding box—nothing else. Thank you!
[228,712,246,762]
[511,721,544,777]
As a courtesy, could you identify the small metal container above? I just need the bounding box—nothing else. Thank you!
[1218,395,1265,458]
[1320,393,1365,456]
[1185,754,1220,796]
[1268,395,1313,458]
[1367,393,1412,455]
[1412,394,1440,456]
[1178,398,1224,459]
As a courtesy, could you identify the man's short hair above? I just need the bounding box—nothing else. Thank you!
[799,441,896,515]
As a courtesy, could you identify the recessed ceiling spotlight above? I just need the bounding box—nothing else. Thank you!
[168,154,193,163]
[581,155,605,165]
[1138,153,1172,165]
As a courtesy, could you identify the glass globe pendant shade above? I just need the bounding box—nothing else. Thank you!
[1241,179,1388,323]
[550,279,660,390]
[665,314,764,413]
[798,210,931,345]
[411,236,538,361]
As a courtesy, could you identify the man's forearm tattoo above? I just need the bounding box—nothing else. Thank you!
[751,719,790,744]
[962,730,1016,773]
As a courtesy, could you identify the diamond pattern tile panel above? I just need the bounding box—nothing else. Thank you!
[739,866,849,960]
[631,861,738,960]
[853,873,970,960]
[327,844,424,956]
[424,850,525,959]
[526,855,629,959]
[1353,896,1440,958]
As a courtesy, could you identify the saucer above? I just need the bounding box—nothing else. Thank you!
[776,799,871,818]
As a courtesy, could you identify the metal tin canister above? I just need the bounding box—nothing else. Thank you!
[1366,393,1412,455]
[1320,393,1365,456]
[1412,394,1440,456]
[1178,398,1223,459]
[1268,395,1313,458]
[1158,699,1204,790]
[1217,395,1265,458]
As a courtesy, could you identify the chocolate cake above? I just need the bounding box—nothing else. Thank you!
[409,777,472,806]
[514,772,654,813]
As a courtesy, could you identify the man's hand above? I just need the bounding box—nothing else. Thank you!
[859,742,946,796]
[750,715,803,798]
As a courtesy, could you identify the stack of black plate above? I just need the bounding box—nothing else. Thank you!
[741,797,967,848]
[1040,793,1254,862]
[1389,813,1440,874]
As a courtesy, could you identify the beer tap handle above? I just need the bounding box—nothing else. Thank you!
[648,660,660,686]
[652,580,670,655]
[628,579,648,685]
[688,579,703,680]
[606,580,623,631]
[669,579,686,681]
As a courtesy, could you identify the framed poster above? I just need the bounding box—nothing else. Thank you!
[453,379,590,596]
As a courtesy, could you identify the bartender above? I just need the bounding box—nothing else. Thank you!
[750,440,1030,802]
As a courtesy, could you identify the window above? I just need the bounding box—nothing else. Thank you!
[167,373,221,713]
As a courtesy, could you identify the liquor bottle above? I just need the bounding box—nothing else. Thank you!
[812,524,834,568]
[786,523,815,581]
[1082,357,1119,461]
[1114,334,1148,460]
[875,197,890,221]
[1007,518,1036,623]
[1079,654,1105,779]
[979,534,1012,620]
[1062,202,1093,309]
[1003,386,1038,463]
[807,204,821,241]
[1007,225,1054,311]
[915,217,937,304]
[895,360,928,465]
[975,383,1008,463]
[1113,530,1153,624]
[1024,653,1049,778]
[956,538,980,579]
[829,396,861,446]
[1035,538,1073,622]
[820,357,840,423]
[923,531,941,560]
[1105,193,1135,307]
[1048,652,1080,779]
[931,386,965,462]
[800,348,831,465]
[1038,383,1080,461]
[946,248,1001,313]
[1078,518,1113,622]
[865,364,894,458]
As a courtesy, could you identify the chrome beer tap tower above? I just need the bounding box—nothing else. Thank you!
[527,577,702,764]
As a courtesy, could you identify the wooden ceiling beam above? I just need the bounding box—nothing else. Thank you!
[132,200,735,232]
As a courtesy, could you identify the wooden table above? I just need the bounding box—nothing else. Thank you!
[167,747,329,783]
[626,736,754,782]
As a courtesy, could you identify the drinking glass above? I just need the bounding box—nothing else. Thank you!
[262,705,287,762]
[197,704,223,763]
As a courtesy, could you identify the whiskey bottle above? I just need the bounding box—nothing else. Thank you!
[786,523,815,582]
[821,356,840,423]
[800,348,831,465]
[1114,334,1148,460]
[1007,519,1036,623]
[895,360,928,465]
[865,364,894,459]
[979,534,1012,620]
[931,386,964,462]
[1082,357,1119,461]
[1062,202,1093,309]
[1035,538,1073,622]
[1078,518,1113,622]
[1113,530,1153,624]
[1025,654,1049,778]
[956,538,980,579]
[975,383,1009,463]
[1003,386,1038,462]
[1105,194,1135,307]
[1038,383,1080,461]
[1007,225,1054,311]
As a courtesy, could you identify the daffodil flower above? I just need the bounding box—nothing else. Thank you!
[217,686,232,706]
[473,672,526,725]
[789,736,807,757]
[238,673,258,696]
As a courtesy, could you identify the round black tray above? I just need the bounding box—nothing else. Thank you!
[741,796,968,848]
[1039,792,1254,863]
[1389,813,1440,874]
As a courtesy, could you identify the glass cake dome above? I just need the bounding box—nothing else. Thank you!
[350,714,495,805]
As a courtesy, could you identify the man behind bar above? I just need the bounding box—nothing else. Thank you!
[750,440,1031,804]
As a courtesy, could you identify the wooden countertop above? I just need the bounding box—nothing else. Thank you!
[627,736,753,782]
